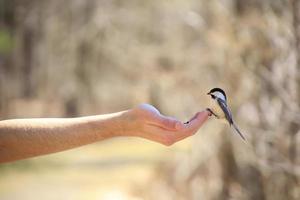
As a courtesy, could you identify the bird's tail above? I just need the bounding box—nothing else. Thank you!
[232,122,246,141]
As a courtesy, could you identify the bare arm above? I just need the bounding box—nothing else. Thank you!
[0,104,210,163]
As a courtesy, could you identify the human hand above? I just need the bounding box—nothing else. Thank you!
[0,103,209,162]
[121,104,210,146]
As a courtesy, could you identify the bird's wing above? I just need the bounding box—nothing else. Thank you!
[217,98,246,141]
[217,98,233,124]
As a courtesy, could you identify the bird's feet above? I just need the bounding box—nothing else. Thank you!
[206,108,218,118]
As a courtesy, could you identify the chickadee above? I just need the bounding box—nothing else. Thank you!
[207,88,246,141]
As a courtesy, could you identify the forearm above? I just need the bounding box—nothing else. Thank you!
[0,111,127,163]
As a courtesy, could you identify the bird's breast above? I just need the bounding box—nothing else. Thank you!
[209,100,225,119]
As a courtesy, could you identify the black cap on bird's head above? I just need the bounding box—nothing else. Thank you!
[207,88,227,100]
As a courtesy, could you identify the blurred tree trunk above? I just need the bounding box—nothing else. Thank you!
[0,0,15,116]
[15,0,38,98]
[153,1,300,200]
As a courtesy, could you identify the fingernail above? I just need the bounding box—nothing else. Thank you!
[196,111,209,120]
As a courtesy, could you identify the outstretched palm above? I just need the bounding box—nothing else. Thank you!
[126,103,210,146]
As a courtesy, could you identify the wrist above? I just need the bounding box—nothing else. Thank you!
[97,109,134,138]
[114,109,139,137]
[76,110,129,140]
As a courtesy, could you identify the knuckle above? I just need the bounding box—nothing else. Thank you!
[163,119,175,128]
[161,118,169,125]
[163,140,173,146]
[188,130,196,136]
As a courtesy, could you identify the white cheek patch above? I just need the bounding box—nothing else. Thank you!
[213,91,226,101]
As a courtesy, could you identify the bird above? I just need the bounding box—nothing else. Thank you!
[206,87,246,141]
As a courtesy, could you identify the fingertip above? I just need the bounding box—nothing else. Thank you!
[196,110,210,119]
[204,109,212,116]
[191,111,209,127]
[205,108,213,116]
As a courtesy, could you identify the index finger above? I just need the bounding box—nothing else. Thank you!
[167,110,210,143]
[183,110,210,133]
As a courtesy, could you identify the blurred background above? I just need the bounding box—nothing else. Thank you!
[0,0,299,199]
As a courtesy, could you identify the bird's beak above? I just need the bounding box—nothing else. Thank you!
[207,92,210,95]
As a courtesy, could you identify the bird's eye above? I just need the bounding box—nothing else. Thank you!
[211,95,216,99]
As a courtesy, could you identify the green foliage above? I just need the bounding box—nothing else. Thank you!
[0,30,13,55]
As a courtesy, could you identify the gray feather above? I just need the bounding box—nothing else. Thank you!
[217,98,246,141]
[217,98,233,124]
[232,122,246,141]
